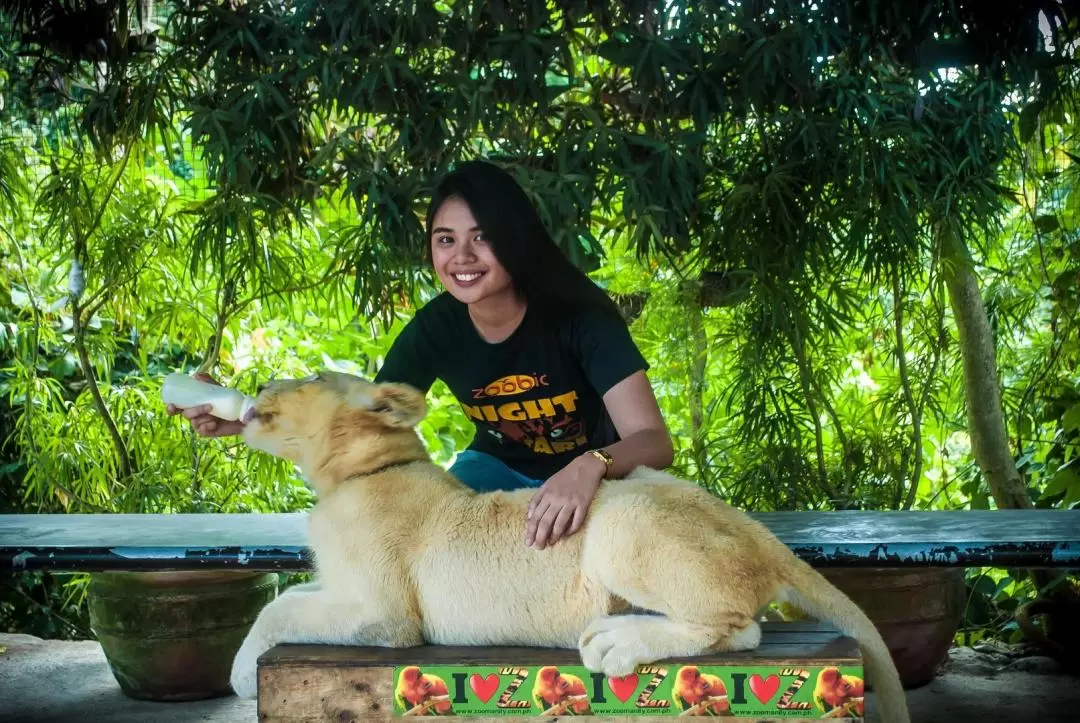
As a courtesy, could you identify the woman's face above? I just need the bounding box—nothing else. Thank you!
[429,196,515,307]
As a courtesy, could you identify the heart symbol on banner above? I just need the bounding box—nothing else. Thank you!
[469,673,500,703]
[607,674,639,703]
[749,673,781,703]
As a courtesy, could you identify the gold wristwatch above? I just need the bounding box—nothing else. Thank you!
[587,448,615,477]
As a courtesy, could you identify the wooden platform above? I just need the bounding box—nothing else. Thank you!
[256,621,865,721]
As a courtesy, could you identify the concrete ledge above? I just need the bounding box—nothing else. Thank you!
[0,633,251,722]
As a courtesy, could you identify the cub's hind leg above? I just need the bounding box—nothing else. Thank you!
[578,499,770,676]
[578,612,762,677]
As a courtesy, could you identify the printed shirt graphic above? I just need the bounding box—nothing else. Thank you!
[375,292,649,480]
[463,372,587,458]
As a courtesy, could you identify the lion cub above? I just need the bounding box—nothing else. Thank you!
[228,371,909,723]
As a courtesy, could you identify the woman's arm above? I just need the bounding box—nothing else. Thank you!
[593,369,675,476]
[524,370,674,549]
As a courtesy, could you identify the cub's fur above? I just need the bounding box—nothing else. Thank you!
[229,371,910,723]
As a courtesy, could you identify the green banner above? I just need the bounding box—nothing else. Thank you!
[391,662,864,717]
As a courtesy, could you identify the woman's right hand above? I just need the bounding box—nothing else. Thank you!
[165,372,245,438]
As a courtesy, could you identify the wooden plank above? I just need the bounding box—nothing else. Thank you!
[2,509,1079,572]
[261,620,860,666]
[256,624,866,721]
[262,639,860,667]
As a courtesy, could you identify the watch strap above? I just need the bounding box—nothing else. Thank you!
[587,448,615,477]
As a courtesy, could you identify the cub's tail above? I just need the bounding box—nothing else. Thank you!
[775,556,911,723]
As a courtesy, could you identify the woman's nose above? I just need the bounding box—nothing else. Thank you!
[454,239,477,261]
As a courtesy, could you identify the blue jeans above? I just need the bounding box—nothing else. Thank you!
[448,450,543,492]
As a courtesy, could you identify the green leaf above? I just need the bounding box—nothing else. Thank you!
[1018,101,1043,143]
[1033,214,1059,233]
[1063,404,1080,433]
[1045,467,1080,498]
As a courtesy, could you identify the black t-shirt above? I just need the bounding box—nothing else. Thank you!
[373,292,649,480]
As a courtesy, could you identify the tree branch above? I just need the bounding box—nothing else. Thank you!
[62,140,137,485]
[788,321,836,503]
[197,274,238,376]
[893,266,924,511]
[71,297,133,481]
[6,226,43,460]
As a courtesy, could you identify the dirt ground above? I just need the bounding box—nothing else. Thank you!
[0,633,1077,722]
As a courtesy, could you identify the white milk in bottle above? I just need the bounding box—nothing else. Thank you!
[161,373,256,422]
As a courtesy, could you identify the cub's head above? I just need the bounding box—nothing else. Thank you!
[241,371,427,482]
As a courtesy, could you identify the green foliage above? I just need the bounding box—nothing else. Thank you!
[0,0,1078,646]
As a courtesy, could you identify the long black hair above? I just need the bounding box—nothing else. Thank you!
[424,159,623,327]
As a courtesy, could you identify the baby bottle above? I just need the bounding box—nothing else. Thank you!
[161,373,256,422]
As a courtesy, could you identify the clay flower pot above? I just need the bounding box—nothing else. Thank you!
[88,570,278,701]
[821,567,967,688]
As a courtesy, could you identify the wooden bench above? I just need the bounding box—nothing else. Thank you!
[2,509,1077,721]
[2,509,1078,572]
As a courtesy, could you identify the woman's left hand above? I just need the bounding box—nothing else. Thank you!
[524,453,606,550]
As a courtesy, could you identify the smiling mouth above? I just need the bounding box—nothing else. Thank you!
[452,271,485,284]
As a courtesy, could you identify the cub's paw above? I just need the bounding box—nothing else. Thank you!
[229,637,265,699]
[229,657,258,699]
[578,615,653,678]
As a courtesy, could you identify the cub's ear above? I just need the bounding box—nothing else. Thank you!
[366,383,427,428]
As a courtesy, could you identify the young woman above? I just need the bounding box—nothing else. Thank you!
[169,160,674,550]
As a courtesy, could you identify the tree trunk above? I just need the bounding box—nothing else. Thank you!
[940,228,1070,605]
[941,230,1033,510]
